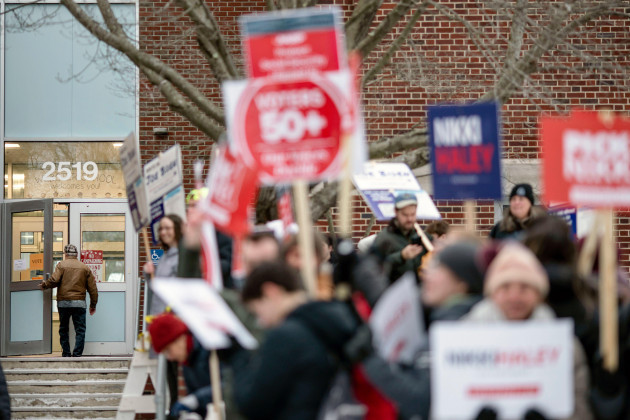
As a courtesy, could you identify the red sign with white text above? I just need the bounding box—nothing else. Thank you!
[241,8,345,78]
[81,250,104,283]
[542,110,630,208]
[204,144,258,236]
[229,75,346,183]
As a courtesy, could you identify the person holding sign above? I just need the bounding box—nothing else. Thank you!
[372,193,432,283]
[464,243,593,420]
[228,261,360,420]
[490,183,546,240]
[39,244,98,357]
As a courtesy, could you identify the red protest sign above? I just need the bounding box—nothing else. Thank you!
[542,110,630,208]
[204,143,258,236]
[81,250,104,282]
[228,75,346,183]
[241,8,345,78]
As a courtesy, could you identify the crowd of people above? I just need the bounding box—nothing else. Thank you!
[142,183,630,420]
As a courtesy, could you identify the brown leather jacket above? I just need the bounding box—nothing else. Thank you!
[42,256,98,309]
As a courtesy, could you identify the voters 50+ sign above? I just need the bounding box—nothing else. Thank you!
[428,102,502,200]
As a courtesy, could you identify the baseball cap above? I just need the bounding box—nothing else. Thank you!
[394,192,418,210]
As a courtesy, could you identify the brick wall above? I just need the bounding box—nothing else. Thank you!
[138,0,630,273]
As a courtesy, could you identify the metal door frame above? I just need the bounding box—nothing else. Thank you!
[1,199,53,356]
[69,201,137,355]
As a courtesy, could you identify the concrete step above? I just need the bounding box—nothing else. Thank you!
[5,368,129,381]
[7,379,127,394]
[10,406,117,418]
[2,356,132,419]
[11,392,122,408]
[0,357,130,370]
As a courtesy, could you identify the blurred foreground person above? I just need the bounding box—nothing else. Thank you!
[465,242,593,420]
[0,362,9,420]
[229,261,359,420]
[148,313,211,419]
[490,183,546,240]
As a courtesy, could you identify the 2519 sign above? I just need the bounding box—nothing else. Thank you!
[41,161,99,181]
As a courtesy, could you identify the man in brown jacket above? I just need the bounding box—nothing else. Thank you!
[40,244,98,357]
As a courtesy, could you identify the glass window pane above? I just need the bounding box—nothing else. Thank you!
[4,4,136,138]
[81,214,125,283]
[4,142,126,199]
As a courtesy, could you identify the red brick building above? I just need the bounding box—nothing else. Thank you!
[138,0,630,274]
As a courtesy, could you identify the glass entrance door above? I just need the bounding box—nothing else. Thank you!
[1,199,53,356]
[69,202,136,355]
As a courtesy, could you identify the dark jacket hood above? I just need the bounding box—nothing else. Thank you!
[288,300,359,355]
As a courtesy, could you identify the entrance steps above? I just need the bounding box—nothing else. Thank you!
[2,356,132,419]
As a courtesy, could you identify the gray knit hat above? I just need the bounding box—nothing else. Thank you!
[436,241,484,295]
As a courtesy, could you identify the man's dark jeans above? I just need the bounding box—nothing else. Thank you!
[58,307,87,357]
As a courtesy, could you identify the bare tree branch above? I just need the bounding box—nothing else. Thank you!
[363,1,428,86]
[61,0,226,133]
[345,0,383,51]
[354,0,417,58]
[368,127,428,159]
[173,0,240,83]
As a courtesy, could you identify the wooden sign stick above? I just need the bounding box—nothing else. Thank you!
[464,200,475,233]
[337,134,354,238]
[414,223,434,253]
[599,208,618,372]
[293,180,317,297]
[209,350,224,420]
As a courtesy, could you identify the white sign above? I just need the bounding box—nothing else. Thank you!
[119,133,149,231]
[430,320,574,420]
[352,162,441,221]
[369,273,425,364]
[13,259,28,271]
[143,145,186,243]
[151,278,258,351]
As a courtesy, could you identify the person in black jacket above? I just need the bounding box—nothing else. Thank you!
[148,312,212,418]
[0,362,9,420]
[230,261,359,420]
[490,183,546,240]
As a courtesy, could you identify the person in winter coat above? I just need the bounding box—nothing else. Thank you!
[229,261,359,420]
[148,312,212,418]
[0,362,9,420]
[39,243,98,357]
[522,216,599,363]
[371,192,432,283]
[350,240,486,420]
[464,242,593,420]
[489,183,546,240]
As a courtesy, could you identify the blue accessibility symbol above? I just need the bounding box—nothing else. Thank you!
[150,249,164,263]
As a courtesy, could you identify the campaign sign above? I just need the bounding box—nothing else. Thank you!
[81,250,104,283]
[223,72,351,183]
[369,273,426,364]
[203,143,258,237]
[431,320,574,420]
[548,204,578,237]
[241,7,345,78]
[119,133,149,231]
[542,110,630,208]
[151,277,258,350]
[144,145,186,244]
[428,102,502,200]
[352,162,441,221]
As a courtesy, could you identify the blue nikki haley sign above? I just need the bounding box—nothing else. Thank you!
[428,102,503,200]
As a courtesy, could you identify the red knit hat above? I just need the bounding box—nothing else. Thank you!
[148,313,188,353]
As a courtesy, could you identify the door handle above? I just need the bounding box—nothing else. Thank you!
[45,273,50,281]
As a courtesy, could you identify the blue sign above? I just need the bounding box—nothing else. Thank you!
[428,102,502,200]
[548,205,578,237]
[150,249,164,263]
